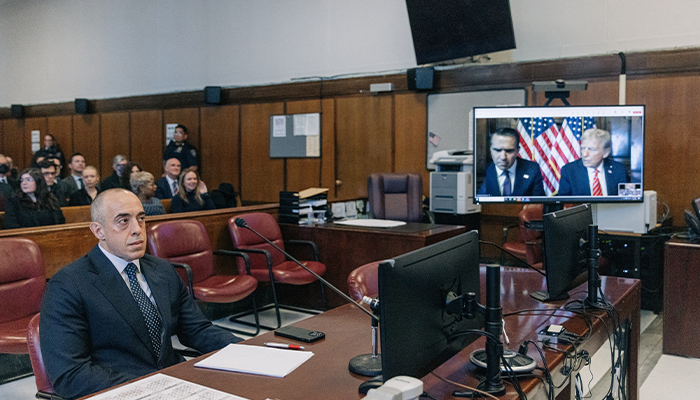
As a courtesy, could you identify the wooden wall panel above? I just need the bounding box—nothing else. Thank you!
[2,119,24,169]
[99,112,130,179]
[73,115,101,178]
[46,115,73,168]
[286,99,322,192]
[23,117,48,169]
[320,98,337,201]
[130,110,163,177]
[240,102,284,202]
[163,108,200,173]
[200,105,240,193]
[335,95,393,200]
[394,93,428,197]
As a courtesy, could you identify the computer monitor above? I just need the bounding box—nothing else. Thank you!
[473,106,645,205]
[378,230,483,380]
[530,204,593,302]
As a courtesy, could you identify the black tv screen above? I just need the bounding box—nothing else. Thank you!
[473,105,645,204]
[405,0,516,65]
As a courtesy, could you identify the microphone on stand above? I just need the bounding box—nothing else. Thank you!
[233,217,378,323]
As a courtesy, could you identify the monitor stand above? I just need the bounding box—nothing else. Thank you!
[529,289,569,302]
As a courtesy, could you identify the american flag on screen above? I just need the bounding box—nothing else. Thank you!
[517,117,559,195]
[551,116,597,176]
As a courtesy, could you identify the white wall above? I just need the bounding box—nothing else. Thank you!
[1,0,700,107]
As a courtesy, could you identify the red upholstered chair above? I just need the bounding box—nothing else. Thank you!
[146,219,260,335]
[27,314,66,400]
[0,238,46,355]
[368,173,424,222]
[347,261,380,302]
[502,204,544,268]
[228,213,327,329]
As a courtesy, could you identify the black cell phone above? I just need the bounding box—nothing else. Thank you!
[274,326,325,343]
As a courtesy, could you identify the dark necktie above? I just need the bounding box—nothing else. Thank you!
[172,181,178,196]
[78,177,84,190]
[124,263,162,357]
[502,171,512,196]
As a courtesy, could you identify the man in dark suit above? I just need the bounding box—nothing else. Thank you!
[57,152,86,205]
[40,189,242,399]
[558,129,628,196]
[0,154,17,211]
[155,158,181,199]
[478,127,545,197]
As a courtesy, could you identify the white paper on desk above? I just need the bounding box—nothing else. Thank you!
[87,373,248,400]
[334,219,406,228]
[194,344,313,378]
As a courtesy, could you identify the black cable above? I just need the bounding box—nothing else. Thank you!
[479,240,546,277]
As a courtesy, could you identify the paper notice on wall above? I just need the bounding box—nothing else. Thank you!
[31,130,41,153]
[165,123,178,146]
[306,135,320,157]
[272,116,287,137]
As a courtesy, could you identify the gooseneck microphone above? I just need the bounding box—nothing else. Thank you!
[234,217,378,322]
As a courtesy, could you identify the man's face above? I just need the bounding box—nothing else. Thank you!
[83,168,98,189]
[174,127,187,143]
[41,166,57,186]
[69,155,86,174]
[580,138,610,169]
[490,134,519,171]
[165,158,181,179]
[114,160,128,176]
[44,135,54,148]
[90,191,147,262]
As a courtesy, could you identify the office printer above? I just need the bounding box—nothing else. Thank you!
[429,150,480,215]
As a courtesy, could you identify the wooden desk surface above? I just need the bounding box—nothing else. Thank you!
[125,268,640,400]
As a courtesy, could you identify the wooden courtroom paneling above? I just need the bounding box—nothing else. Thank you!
[2,119,24,168]
[285,99,323,192]
[394,93,429,197]
[240,102,284,203]
[319,98,337,201]
[163,108,200,172]
[72,114,101,177]
[334,94,393,200]
[23,117,48,168]
[200,105,240,192]
[46,115,73,164]
[130,110,163,176]
[99,112,130,178]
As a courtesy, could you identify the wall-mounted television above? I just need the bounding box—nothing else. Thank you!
[405,0,516,65]
[473,105,645,204]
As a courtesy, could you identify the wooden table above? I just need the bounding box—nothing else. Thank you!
[280,222,467,308]
[663,239,700,358]
[89,268,639,400]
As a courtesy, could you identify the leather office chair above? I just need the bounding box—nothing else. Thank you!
[0,238,46,355]
[146,219,260,335]
[347,261,379,302]
[228,212,327,329]
[27,314,66,400]
[367,173,423,222]
[502,204,543,268]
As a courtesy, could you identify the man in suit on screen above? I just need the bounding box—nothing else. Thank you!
[558,128,628,196]
[478,127,546,197]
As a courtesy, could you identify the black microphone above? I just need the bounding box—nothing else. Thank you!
[234,217,378,322]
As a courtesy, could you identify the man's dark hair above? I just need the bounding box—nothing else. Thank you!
[489,127,520,148]
[69,152,84,164]
[175,124,188,134]
[38,160,56,170]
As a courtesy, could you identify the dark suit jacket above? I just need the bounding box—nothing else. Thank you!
[558,158,628,196]
[68,187,99,207]
[478,158,545,196]
[57,175,81,206]
[101,171,123,190]
[155,176,176,200]
[40,246,242,399]
[3,196,65,229]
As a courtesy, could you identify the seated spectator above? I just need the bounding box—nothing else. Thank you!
[171,167,216,213]
[69,166,101,206]
[121,162,142,191]
[130,171,165,216]
[38,159,64,200]
[0,154,16,211]
[155,158,181,199]
[4,168,65,229]
[101,155,128,190]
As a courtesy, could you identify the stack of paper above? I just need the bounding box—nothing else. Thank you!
[194,344,314,378]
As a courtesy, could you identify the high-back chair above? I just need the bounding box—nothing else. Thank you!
[0,238,46,354]
[27,314,66,400]
[502,204,544,267]
[146,219,260,335]
[347,261,380,302]
[228,212,327,329]
[367,173,423,222]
